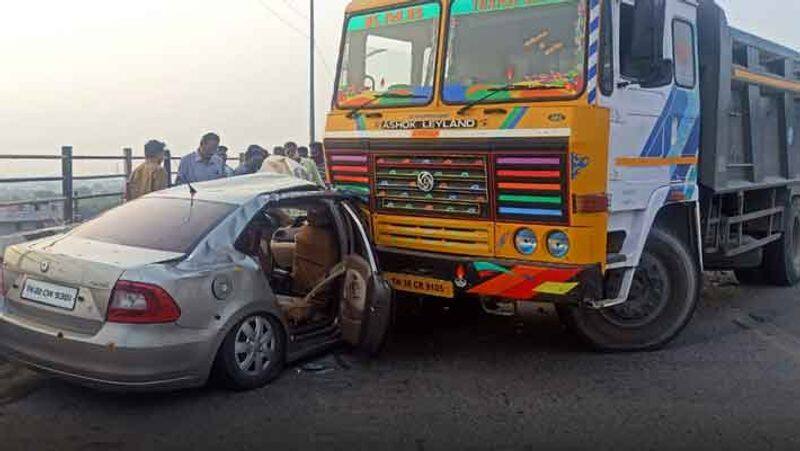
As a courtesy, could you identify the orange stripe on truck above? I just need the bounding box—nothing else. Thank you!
[615,156,699,167]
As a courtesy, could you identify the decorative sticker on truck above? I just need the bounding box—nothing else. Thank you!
[468,261,581,300]
[614,88,700,203]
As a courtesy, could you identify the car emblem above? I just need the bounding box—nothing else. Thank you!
[40,261,50,273]
[416,171,436,193]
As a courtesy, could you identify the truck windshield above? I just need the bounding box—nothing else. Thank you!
[336,2,441,109]
[443,0,588,104]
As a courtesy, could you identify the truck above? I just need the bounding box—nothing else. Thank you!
[323,0,800,351]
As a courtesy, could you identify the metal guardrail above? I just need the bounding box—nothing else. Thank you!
[0,146,240,229]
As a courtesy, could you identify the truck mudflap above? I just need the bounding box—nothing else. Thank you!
[377,248,602,303]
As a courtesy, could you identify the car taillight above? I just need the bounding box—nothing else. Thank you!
[107,280,181,324]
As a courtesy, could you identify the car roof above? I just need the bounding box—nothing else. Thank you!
[151,173,318,205]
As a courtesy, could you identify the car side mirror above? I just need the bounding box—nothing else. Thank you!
[640,58,674,88]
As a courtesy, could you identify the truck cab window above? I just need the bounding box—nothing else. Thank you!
[335,2,441,108]
[673,20,697,88]
[619,0,669,86]
[619,3,644,80]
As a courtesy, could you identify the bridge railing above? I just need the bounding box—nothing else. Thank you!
[0,147,239,231]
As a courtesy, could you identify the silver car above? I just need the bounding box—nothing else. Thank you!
[0,173,393,391]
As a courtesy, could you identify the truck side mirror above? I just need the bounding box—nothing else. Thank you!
[640,58,674,88]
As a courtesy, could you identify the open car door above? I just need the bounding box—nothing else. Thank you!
[338,200,393,356]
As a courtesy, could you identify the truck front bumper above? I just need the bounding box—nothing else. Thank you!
[377,247,602,303]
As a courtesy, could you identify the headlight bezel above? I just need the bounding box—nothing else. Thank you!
[546,230,570,259]
[514,228,538,256]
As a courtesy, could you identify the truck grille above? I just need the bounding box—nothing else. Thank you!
[493,154,569,223]
[327,151,370,197]
[374,153,489,218]
[374,214,494,256]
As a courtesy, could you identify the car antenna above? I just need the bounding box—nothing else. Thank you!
[186,181,197,204]
[184,181,197,223]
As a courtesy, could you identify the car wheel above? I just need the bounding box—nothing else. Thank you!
[213,313,286,391]
[563,228,700,352]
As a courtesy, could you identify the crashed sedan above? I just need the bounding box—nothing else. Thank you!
[0,173,392,390]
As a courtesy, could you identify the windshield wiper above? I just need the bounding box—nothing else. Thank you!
[456,84,563,115]
[346,92,427,119]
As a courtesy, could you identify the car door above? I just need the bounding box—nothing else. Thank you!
[337,200,393,356]
[267,190,393,355]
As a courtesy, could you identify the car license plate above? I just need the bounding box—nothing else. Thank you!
[21,278,78,310]
[385,273,454,299]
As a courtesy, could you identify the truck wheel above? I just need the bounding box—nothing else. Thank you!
[764,198,800,286]
[564,228,699,352]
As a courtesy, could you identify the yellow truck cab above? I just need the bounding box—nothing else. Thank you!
[324,0,800,351]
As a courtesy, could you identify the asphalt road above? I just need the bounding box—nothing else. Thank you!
[2,273,800,450]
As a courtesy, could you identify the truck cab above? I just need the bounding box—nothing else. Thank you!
[324,0,800,351]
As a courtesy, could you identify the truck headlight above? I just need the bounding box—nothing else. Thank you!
[546,231,570,258]
[514,228,538,255]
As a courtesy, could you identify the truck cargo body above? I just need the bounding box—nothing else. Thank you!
[697,0,800,269]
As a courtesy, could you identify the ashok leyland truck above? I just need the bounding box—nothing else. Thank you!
[323,0,800,350]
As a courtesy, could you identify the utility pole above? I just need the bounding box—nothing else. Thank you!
[309,0,316,144]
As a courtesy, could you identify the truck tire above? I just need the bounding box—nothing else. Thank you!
[563,228,700,352]
[763,198,800,286]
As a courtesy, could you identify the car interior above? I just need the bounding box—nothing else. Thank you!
[236,199,369,335]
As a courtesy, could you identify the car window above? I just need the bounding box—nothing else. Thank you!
[71,197,236,254]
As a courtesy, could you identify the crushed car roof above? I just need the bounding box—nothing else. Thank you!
[151,173,317,205]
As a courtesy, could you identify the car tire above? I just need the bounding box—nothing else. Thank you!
[212,313,286,391]
[563,228,700,352]
[764,198,800,287]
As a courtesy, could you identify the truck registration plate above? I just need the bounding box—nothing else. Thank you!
[385,273,454,299]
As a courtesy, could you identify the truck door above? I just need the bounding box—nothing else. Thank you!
[600,0,700,212]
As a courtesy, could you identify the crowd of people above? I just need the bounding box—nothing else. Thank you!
[127,132,327,200]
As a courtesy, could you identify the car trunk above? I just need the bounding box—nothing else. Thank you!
[2,235,184,336]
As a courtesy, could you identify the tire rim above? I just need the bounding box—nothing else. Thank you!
[234,316,276,376]
[600,253,671,328]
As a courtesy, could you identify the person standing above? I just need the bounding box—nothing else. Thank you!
[234,145,267,176]
[175,132,225,185]
[262,145,308,180]
[127,140,169,200]
[216,145,235,176]
[297,146,325,187]
[310,141,326,176]
[284,141,299,162]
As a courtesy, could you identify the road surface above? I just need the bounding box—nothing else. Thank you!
[1,273,800,450]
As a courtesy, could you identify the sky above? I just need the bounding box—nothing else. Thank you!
[0,0,798,176]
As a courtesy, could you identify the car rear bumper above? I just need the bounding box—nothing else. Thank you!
[377,247,603,303]
[0,305,217,391]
